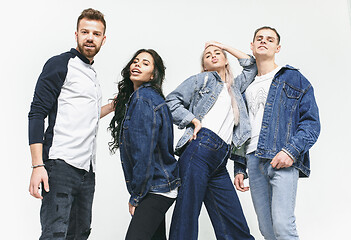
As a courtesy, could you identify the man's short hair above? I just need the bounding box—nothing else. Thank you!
[253,26,280,44]
[77,8,106,34]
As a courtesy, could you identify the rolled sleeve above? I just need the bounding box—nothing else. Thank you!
[238,55,256,67]
[179,112,195,129]
[235,55,257,93]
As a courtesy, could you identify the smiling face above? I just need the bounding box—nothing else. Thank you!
[251,28,281,59]
[202,46,228,72]
[129,52,155,90]
[75,18,106,63]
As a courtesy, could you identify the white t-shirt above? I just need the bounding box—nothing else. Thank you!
[201,86,235,144]
[246,66,282,154]
[152,187,178,199]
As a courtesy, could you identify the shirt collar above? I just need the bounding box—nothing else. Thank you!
[70,48,94,65]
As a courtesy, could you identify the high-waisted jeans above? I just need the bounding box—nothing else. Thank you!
[169,128,254,240]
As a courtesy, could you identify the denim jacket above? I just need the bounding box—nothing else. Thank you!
[119,83,180,206]
[234,65,321,178]
[166,56,257,155]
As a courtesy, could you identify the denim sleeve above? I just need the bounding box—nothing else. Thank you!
[234,55,257,93]
[28,57,67,145]
[166,75,198,129]
[128,98,159,206]
[232,155,248,179]
[282,83,321,161]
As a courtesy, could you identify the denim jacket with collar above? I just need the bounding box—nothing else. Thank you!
[119,83,180,206]
[166,56,257,155]
[234,65,321,178]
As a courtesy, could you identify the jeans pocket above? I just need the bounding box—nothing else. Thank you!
[282,82,303,110]
[44,159,55,177]
[199,137,223,151]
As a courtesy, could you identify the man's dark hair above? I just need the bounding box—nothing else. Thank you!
[77,8,106,34]
[253,26,280,44]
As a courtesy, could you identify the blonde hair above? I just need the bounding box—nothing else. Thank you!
[201,48,240,126]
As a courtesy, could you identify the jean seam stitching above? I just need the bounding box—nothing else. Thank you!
[208,188,228,239]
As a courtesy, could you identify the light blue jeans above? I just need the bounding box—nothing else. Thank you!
[247,153,299,240]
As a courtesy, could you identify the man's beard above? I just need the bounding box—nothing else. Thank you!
[77,40,101,59]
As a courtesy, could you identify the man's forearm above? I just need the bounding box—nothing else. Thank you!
[30,143,44,166]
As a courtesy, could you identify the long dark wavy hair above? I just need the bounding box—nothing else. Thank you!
[108,49,166,153]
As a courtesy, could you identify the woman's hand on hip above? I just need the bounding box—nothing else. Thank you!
[189,118,202,141]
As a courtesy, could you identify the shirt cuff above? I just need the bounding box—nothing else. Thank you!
[129,195,141,207]
[282,147,297,163]
[238,55,255,66]
[179,112,196,129]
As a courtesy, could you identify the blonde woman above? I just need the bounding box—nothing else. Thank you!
[166,42,256,240]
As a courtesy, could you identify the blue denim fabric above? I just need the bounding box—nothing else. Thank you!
[166,56,257,155]
[120,84,180,206]
[246,153,299,240]
[169,128,254,240]
[234,65,320,178]
[40,159,95,240]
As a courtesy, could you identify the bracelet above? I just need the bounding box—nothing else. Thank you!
[32,164,45,168]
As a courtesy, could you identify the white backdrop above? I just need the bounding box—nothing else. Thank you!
[1,0,351,239]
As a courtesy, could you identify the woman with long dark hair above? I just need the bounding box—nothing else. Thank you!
[166,42,257,240]
[109,49,180,240]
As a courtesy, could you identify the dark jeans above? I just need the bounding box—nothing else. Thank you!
[169,128,254,240]
[40,159,95,240]
[126,193,175,240]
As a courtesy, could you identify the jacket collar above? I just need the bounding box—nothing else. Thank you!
[142,82,152,87]
[275,64,298,78]
[139,82,153,89]
[281,64,298,71]
[208,71,223,82]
